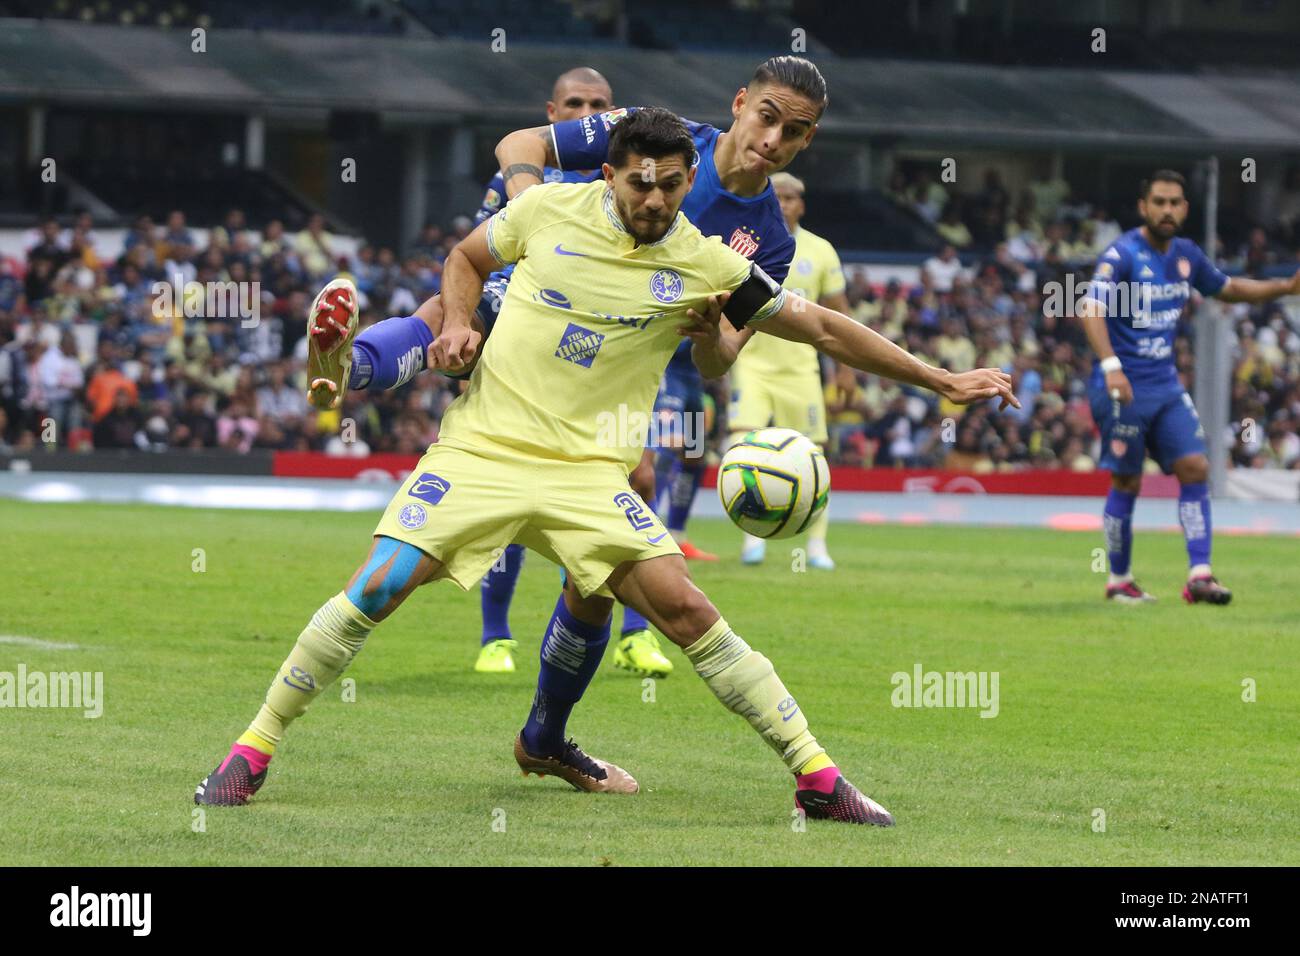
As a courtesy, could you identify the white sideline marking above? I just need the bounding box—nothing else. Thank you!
[0,635,81,650]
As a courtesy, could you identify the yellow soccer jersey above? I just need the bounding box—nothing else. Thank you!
[437,179,784,471]
[736,225,845,379]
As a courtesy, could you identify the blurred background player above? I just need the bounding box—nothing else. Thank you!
[1081,169,1300,604]
[726,171,847,568]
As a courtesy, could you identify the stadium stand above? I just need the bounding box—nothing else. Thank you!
[2,183,1298,472]
[2,8,1298,473]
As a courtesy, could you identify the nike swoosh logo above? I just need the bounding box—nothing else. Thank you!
[647,532,668,544]
[554,244,588,257]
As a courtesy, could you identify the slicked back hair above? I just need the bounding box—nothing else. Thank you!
[749,56,828,117]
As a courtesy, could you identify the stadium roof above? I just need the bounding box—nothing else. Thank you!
[4,19,1300,151]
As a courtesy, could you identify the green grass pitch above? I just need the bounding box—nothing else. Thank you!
[1,499,1296,866]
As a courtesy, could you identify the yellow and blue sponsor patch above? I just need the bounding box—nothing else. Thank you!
[554,322,604,368]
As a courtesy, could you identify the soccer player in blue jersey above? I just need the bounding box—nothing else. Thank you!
[1081,170,1300,604]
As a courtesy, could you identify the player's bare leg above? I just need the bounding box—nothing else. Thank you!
[1172,453,1231,604]
[1103,472,1155,603]
[608,554,894,826]
[514,579,639,793]
[194,536,441,806]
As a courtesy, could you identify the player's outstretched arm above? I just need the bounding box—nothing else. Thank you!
[1216,271,1300,304]
[432,220,497,373]
[494,126,558,200]
[762,294,1019,408]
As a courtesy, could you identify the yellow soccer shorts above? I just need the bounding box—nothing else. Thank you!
[373,441,681,598]
[728,366,828,445]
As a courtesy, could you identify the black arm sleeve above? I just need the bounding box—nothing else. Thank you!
[722,263,782,330]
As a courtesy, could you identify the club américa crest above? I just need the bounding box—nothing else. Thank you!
[650,269,683,304]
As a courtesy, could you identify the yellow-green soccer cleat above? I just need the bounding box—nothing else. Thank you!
[612,629,673,678]
[306,276,360,409]
[475,638,518,673]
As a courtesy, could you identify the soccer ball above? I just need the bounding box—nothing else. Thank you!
[717,428,829,539]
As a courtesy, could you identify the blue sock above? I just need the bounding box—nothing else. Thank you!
[651,450,678,515]
[521,594,610,757]
[480,543,525,644]
[621,605,650,636]
[347,315,433,390]
[666,462,703,533]
[1178,482,1212,570]
[1103,488,1136,576]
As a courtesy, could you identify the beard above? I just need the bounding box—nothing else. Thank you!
[629,218,671,243]
[614,194,672,243]
[1148,217,1180,240]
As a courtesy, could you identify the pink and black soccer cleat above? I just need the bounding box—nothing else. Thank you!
[194,745,270,806]
[1183,575,1232,605]
[795,767,895,827]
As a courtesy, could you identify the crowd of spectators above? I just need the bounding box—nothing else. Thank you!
[1,184,1299,473]
[0,209,472,458]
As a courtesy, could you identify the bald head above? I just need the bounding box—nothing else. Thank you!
[548,67,613,123]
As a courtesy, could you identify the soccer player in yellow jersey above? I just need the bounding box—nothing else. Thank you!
[728,171,848,569]
[195,110,1016,824]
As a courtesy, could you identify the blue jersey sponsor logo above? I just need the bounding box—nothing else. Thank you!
[409,472,451,506]
[536,288,573,309]
[555,323,604,368]
[649,268,684,304]
[397,502,427,529]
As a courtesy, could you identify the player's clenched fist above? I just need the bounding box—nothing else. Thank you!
[431,324,482,374]
[939,367,1020,410]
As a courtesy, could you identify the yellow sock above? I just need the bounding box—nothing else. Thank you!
[797,753,835,775]
[236,730,276,756]
[684,617,825,773]
[246,593,375,749]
